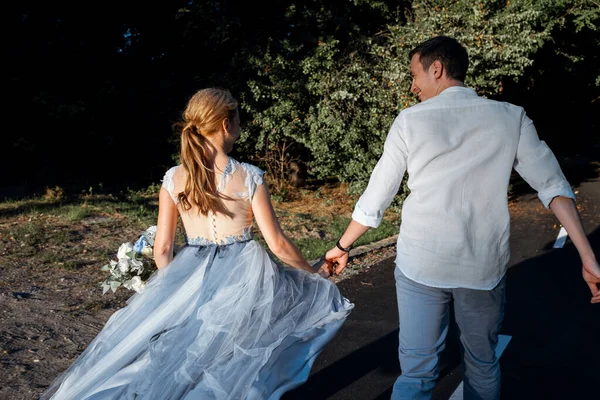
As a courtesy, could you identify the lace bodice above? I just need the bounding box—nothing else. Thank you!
[161,158,264,245]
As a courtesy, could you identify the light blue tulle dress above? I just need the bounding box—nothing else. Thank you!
[40,158,354,400]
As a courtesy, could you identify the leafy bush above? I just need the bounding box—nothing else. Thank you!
[242,0,598,195]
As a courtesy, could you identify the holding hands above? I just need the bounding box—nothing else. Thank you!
[322,220,371,278]
[311,240,352,278]
[324,240,352,277]
[312,256,336,278]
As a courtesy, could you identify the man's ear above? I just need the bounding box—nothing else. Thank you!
[432,60,444,79]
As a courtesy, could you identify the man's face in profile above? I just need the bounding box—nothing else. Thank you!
[410,54,438,102]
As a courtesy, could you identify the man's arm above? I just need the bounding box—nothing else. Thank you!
[549,196,600,303]
[512,111,598,302]
[325,115,408,275]
[513,112,575,208]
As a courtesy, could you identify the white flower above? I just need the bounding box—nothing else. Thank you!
[129,276,145,293]
[117,242,134,260]
[118,258,130,273]
[130,257,144,273]
[100,232,159,295]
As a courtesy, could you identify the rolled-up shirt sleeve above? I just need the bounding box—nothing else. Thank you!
[352,115,409,227]
[513,112,575,208]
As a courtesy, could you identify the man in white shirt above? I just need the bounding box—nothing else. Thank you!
[325,35,600,400]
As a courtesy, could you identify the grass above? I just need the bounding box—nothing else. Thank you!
[1,184,401,269]
[280,216,398,261]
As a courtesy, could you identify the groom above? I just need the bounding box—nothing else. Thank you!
[325,35,600,399]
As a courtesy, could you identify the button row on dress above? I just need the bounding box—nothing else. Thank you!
[208,210,218,242]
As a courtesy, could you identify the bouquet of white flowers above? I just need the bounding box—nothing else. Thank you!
[100,226,158,294]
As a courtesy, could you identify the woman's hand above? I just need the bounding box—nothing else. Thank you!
[315,259,335,278]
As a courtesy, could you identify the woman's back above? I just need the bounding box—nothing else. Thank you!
[162,157,264,245]
[39,87,353,400]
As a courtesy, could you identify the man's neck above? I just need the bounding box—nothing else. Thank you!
[436,79,465,95]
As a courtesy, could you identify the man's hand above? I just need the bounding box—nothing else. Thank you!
[325,247,350,276]
[323,220,369,276]
[316,259,335,278]
[582,259,600,304]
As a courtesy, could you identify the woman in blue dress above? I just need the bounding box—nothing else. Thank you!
[40,88,354,400]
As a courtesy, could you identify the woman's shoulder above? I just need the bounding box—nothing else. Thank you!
[161,165,183,188]
[164,164,180,174]
[235,160,264,178]
[163,165,183,178]
[229,159,264,199]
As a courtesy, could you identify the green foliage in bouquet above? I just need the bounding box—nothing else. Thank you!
[100,226,158,294]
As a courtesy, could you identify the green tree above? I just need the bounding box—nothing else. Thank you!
[241,1,398,192]
[244,0,575,194]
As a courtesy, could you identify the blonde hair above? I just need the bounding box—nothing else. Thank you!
[176,88,238,215]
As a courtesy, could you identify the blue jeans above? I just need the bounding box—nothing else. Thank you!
[391,268,505,400]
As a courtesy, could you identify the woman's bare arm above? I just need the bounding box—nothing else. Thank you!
[252,182,314,273]
[154,187,178,269]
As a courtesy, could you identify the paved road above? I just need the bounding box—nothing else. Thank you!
[284,174,600,400]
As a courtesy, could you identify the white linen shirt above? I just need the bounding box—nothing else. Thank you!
[352,86,575,290]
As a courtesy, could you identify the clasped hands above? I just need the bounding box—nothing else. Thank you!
[314,245,351,278]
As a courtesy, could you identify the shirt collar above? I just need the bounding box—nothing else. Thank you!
[438,85,477,96]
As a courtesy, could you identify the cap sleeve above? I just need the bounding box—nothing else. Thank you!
[161,166,179,204]
[240,162,265,201]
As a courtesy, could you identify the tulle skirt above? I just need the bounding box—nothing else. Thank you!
[40,240,354,400]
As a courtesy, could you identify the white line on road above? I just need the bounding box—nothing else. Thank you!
[448,335,512,400]
[553,227,569,248]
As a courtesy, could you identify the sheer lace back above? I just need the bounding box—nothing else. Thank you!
[161,158,264,245]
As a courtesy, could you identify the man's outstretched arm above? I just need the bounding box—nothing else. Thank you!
[549,196,600,303]
[324,115,408,276]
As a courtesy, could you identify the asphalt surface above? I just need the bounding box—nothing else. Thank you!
[283,167,600,400]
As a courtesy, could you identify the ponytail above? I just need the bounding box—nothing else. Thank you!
[177,124,221,214]
[176,88,239,215]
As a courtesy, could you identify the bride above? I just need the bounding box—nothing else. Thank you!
[40,88,354,400]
